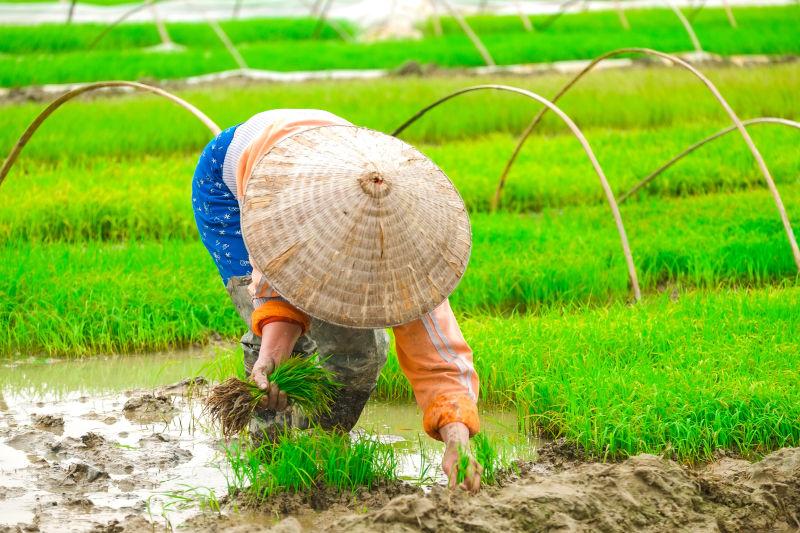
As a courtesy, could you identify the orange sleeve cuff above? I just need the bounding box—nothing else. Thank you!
[422,394,480,441]
[251,300,311,336]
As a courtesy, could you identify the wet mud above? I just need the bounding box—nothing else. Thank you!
[0,380,225,533]
[2,355,800,531]
[330,443,800,532]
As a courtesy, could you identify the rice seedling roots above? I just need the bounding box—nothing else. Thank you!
[204,357,341,438]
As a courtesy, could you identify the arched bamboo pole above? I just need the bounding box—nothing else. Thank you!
[615,0,630,30]
[67,0,77,23]
[514,0,534,32]
[688,0,738,28]
[392,84,642,302]
[665,0,704,54]
[312,0,335,39]
[537,0,701,52]
[619,117,800,203]
[722,0,738,28]
[430,0,444,36]
[147,0,176,48]
[0,81,221,191]
[232,0,243,19]
[297,0,354,42]
[536,0,581,31]
[205,17,248,69]
[88,1,155,49]
[436,0,496,66]
[310,0,325,16]
[492,48,800,271]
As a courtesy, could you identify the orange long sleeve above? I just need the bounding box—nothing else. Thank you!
[392,299,480,441]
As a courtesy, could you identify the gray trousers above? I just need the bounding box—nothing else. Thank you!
[226,276,389,434]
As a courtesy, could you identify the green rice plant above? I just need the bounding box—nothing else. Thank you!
[205,356,340,438]
[321,435,399,492]
[453,433,505,486]
[455,445,472,486]
[3,181,800,356]
[3,63,798,164]
[224,429,398,500]
[269,356,341,415]
[3,123,798,244]
[0,17,350,55]
[1,6,797,86]
[195,347,245,382]
[472,433,499,485]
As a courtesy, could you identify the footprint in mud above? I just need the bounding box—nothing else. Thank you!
[6,429,60,461]
[81,432,105,448]
[121,394,177,425]
[57,461,110,489]
[82,411,118,425]
[32,414,65,436]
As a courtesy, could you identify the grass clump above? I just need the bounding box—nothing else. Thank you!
[205,356,340,438]
[225,430,398,500]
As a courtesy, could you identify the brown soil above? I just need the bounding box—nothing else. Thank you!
[121,393,177,424]
[4,382,800,532]
[329,446,800,532]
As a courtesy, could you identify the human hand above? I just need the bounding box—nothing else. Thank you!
[250,353,288,411]
[440,422,482,493]
[249,320,301,411]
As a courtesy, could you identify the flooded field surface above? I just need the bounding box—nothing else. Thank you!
[0,352,533,532]
[3,354,800,532]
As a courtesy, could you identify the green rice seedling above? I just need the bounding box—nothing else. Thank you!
[4,123,798,244]
[455,445,472,486]
[1,6,797,86]
[323,434,399,492]
[268,356,341,415]
[205,356,340,438]
[3,63,798,164]
[223,428,398,500]
[472,433,498,485]
[414,435,437,485]
[4,179,800,356]
[195,347,245,382]
[451,434,505,487]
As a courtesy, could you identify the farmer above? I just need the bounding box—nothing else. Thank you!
[192,109,480,491]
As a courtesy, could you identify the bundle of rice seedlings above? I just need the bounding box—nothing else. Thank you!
[205,356,340,438]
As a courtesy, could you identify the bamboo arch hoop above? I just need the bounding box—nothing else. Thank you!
[537,0,702,52]
[491,47,800,271]
[619,117,800,203]
[392,84,642,302]
[436,0,496,66]
[89,0,248,69]
[0,81,221,191]
[88,0,178,51]
[665,0,704,54]
[88,1,156,49]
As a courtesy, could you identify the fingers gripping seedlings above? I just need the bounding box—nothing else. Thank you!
[204,356,340,438]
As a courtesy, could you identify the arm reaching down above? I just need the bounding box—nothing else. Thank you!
[248,272,310,411]
[392,298,481,489]
[250,320,302,411]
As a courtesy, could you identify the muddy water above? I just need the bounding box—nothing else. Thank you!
[0,352,531,531]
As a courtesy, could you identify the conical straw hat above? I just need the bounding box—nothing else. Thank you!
[241,125,471,328]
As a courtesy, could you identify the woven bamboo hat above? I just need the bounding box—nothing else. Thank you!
[241,125,471,328]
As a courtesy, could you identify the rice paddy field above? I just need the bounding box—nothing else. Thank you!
[2,1,800,531]
[2,5,800,86]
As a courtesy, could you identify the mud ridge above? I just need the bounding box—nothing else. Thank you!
[328,447,800,532]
